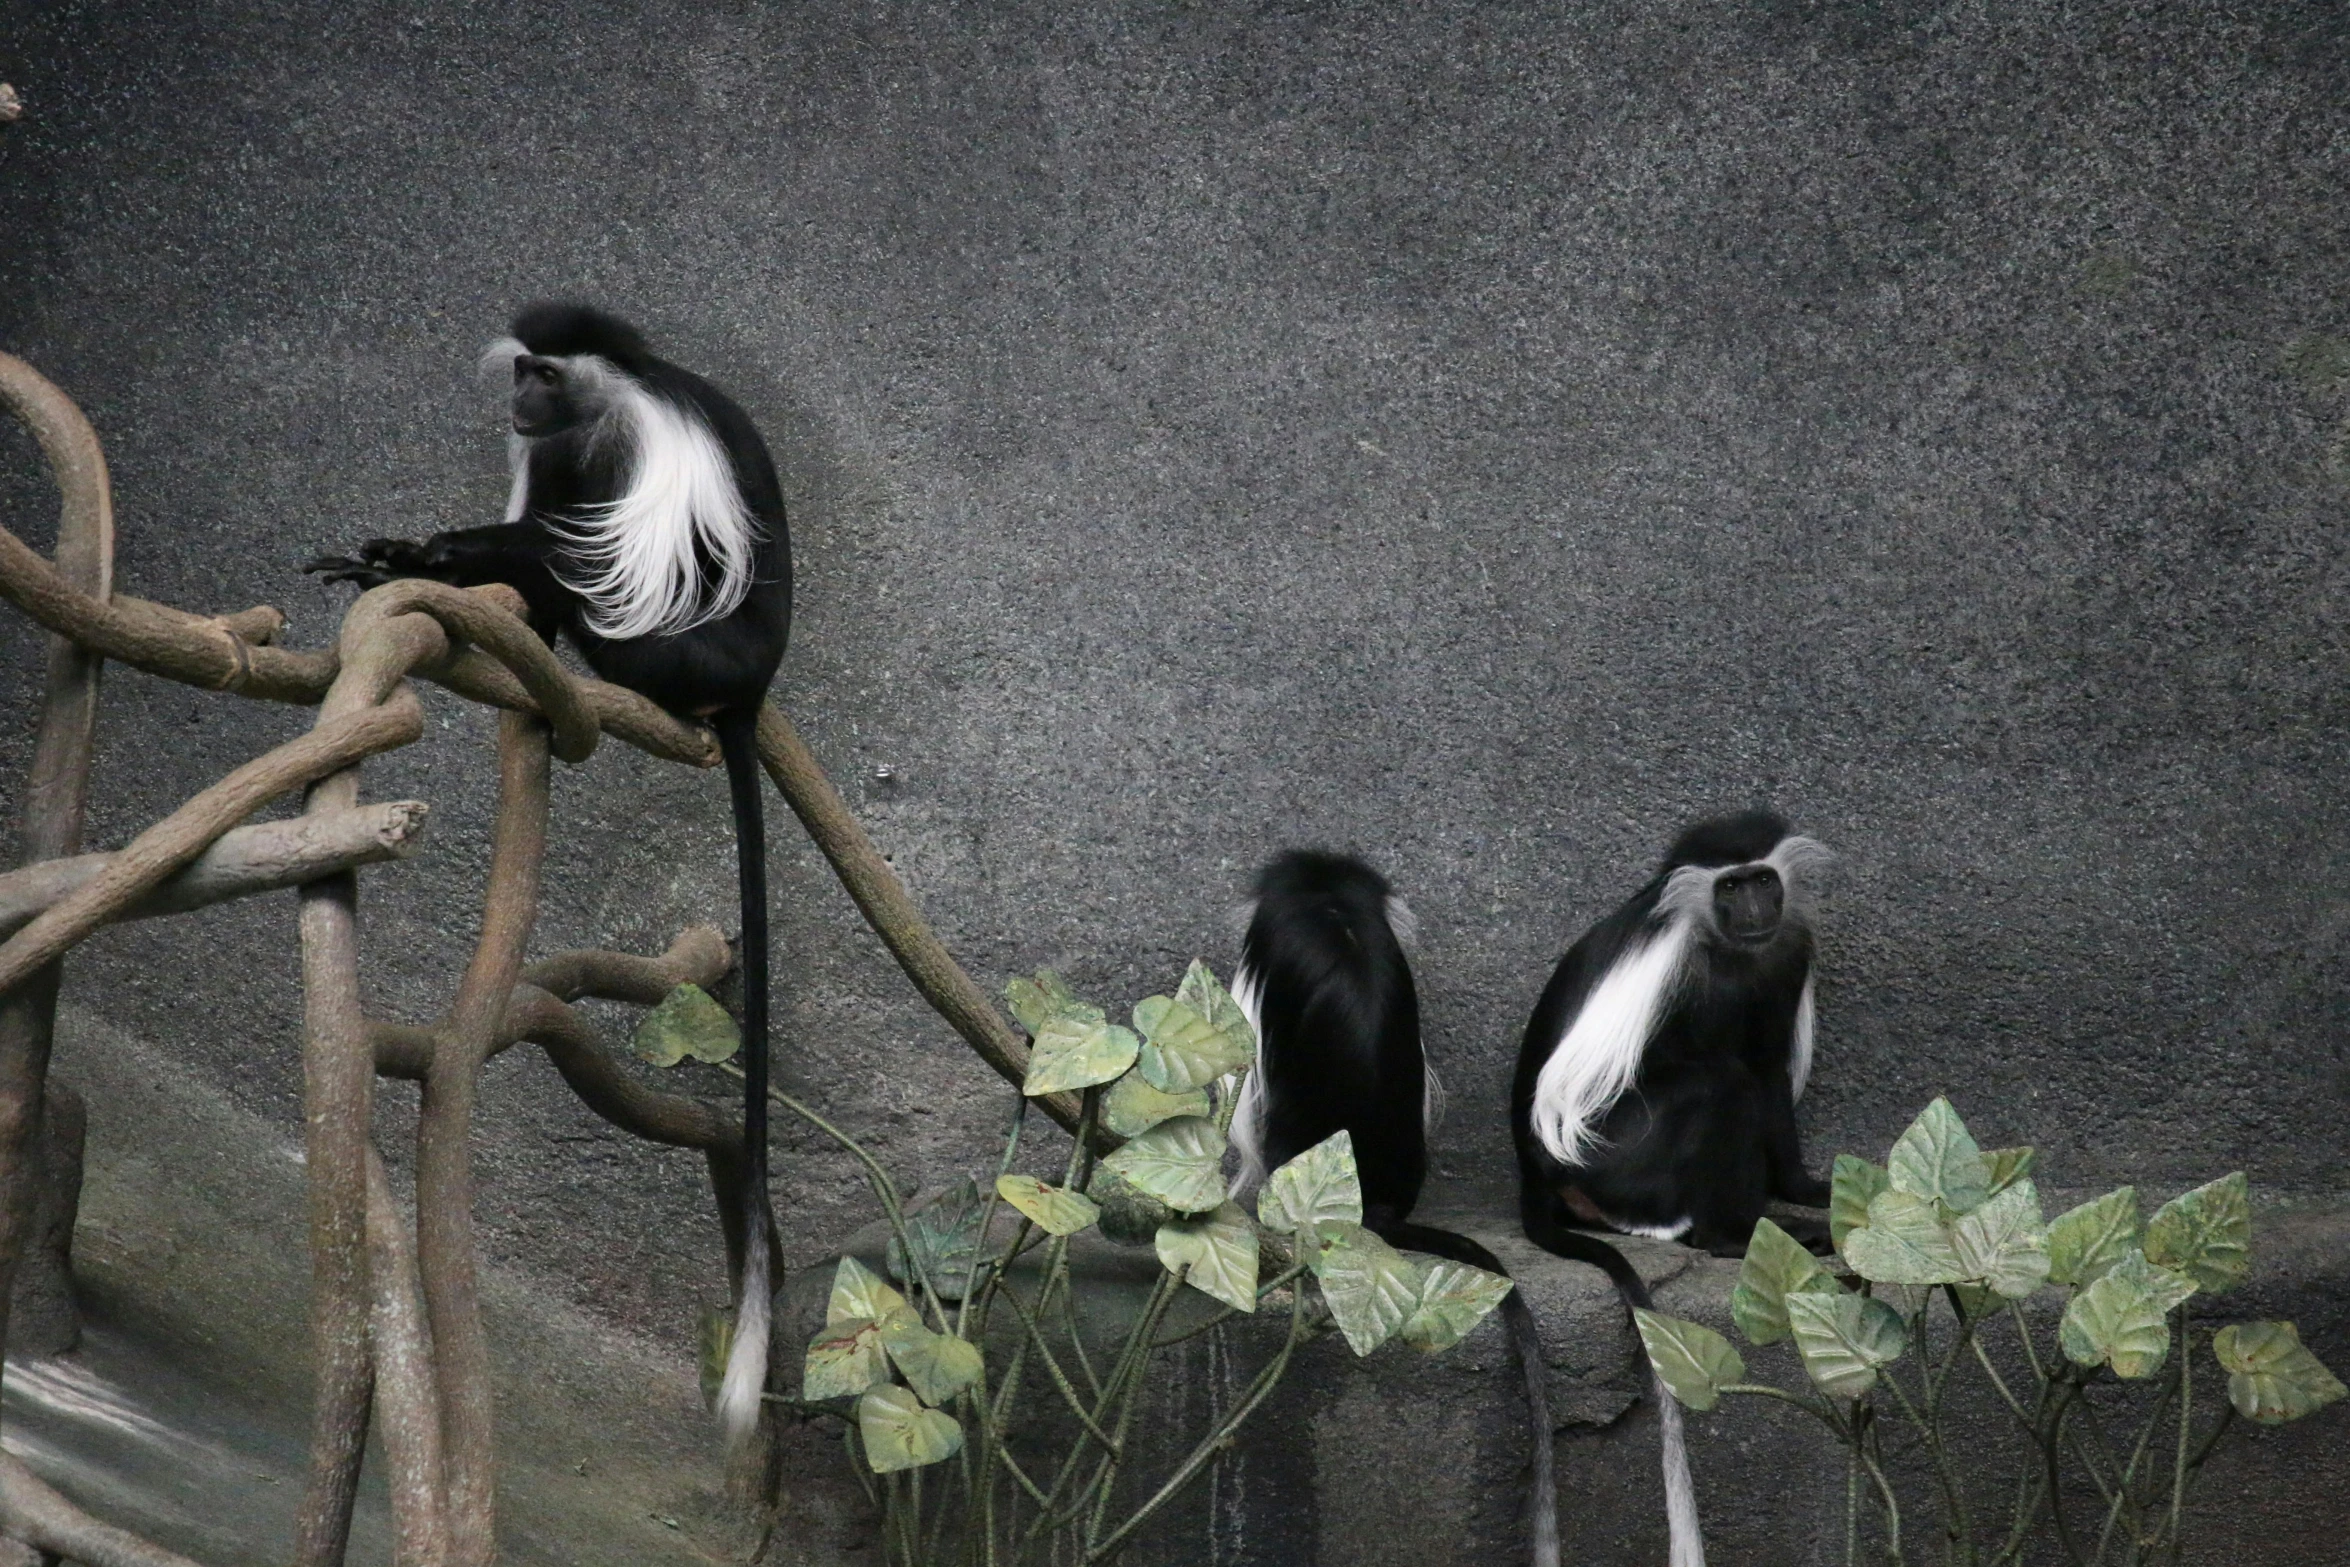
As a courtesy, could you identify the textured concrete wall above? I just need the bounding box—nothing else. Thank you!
[1,1,2346,1549]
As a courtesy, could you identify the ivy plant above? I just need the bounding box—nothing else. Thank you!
[648,961,1511,1565]
[1637,1098,2344,1567]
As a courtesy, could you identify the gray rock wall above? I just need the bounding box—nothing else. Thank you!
[0,2,2346,1555]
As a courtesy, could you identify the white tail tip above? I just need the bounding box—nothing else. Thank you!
[1655,1368,1707,1567]
[716,1239,772,1446]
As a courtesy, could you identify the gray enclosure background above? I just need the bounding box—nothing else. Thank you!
[0,0,2345,1528]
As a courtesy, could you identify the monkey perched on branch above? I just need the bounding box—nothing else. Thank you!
[308,303,792,1445]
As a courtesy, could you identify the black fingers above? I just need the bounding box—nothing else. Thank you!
[301,556,394,589]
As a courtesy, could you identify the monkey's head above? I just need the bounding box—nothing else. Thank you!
[1656,810,1830,950]
[485,302,656,438]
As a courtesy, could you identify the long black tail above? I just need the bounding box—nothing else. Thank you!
[1378,1221,1558,1567]
[1520,1218,1706,1567]
[713,708,772,1444]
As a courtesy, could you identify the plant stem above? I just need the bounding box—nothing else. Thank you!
[2046,1379,2095,1567]
[1084,1274,1311,1560]
[1720,1382,1847,1435]
[1879,1363,1975,1565]
[1860,1409,1906,1567]
[2157,1311,2196,1565]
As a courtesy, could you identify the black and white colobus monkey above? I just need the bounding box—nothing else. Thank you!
[305,304,791,1443]
[1228,851,1561,1567]
[1512,810,1833,1567]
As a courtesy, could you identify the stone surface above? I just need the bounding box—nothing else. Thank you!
[0,1,2346,1560]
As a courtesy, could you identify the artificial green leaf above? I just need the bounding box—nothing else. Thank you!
[1830,1155,1891,1251]
[1257,1130,1365,1237]
[826,1256,913,1329]
[858,1385,964,1473]
[2060,1251,2196,1379]
[1174,958,1256,1053]
[1729,1217,1841,1346]
[1887,1097,1991,1216]
[1022,1015,1140,1096]
[699,1306,733,1407]
[1952,1178,2052,1299]
[1156,1201,1260,1312]
[2143,1173,2251,1295]
[1844,1190,1969,1285]
[804,1315,891,1400]
[887,1179,986,1303]
[1634,1309,1746,1412]
[2046,1188,2141,1288]
[1312,1222,1422,1355]
[1102,1074,1210,1137]
[1399,1261,1513,1353]
[1003,970,1102,1033]
[1786,1290,1908,1400]
[632,984,741,1067]
[994,1174,1100,1236]
[1984,1147,2037,1196]
[1133,994,1254,1092]
[1087,1166,1174,1246]
[881,1315,984,1406]
[2214,1322,2347,1425]
[1098,1115,1227,1213]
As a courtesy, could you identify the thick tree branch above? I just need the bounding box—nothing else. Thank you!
[754,704,1089,1138]
[366,1148,450,1567]
[0,802,429,939]
[416,712,549,1567]
[0,1453,207,1567]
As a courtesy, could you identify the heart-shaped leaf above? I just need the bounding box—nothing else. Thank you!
[2047,1188,2141,1288]
[1102,1074,1210,1137]
[2060,1251,2195,1379]
[1399,1261,1513,1353]
[1156,1201,1260,1312]
[1257,1130,1365,1237]
[2214,1321,2347,1425]
[881,1315,984,1406]
[1003,970,1103,1033]
[1635,1310,1746,1412]
[1952,1178,2051,1299]
[1022,1015,1140,1096]
[826,1256,913,1329]
[1984,1147,2037,1196]
[1175,959,1256,1053]
[2143,1173,2250,1295]
[1786,1290,1908,1400]
[859,1385,964,1472]
[804,1315,892,1400]
[1133,994,1254,1092]
[995,1174,1101,1237]
[887,1179,986,1303]
[1844,1190,1968,1285]
[1312,1222,1422,1355]
[633,984,742,1067]
[1730,1217,1841,1346]
[1887,1097,1991,1216]
[1830,1154,1890,1251]
[1098,1115,1228,1214]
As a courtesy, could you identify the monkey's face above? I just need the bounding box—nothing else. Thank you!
[511,354,585,437]
[1710,865,1784,945]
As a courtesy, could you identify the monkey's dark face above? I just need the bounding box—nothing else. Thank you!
[1711,865,1784,945]
[511,355,585,437]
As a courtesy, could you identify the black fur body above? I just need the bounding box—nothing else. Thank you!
[1233,850,1559,1567]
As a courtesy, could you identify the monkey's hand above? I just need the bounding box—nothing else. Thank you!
[303,537,435,589]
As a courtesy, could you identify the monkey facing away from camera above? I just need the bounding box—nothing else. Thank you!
[1228,850,1561,1567]
[1513,809,1833,1567]
[307,302,791,1444]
